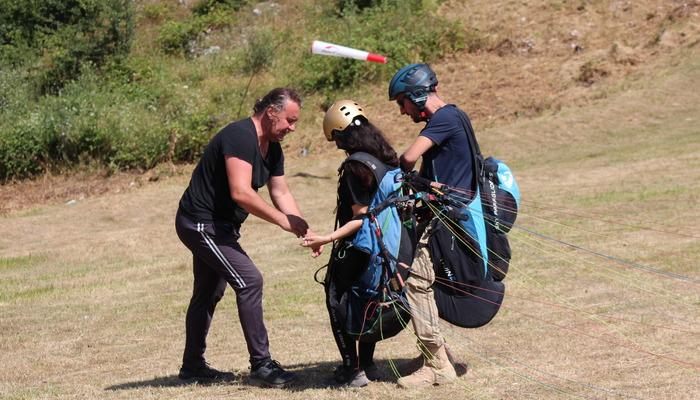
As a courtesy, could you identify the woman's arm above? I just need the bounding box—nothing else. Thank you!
[301,203,368,248]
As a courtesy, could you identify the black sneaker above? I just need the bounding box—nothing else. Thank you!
[178,362,235,382]
[249,359,297,388]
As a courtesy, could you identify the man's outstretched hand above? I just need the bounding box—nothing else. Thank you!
[282,214,309,237]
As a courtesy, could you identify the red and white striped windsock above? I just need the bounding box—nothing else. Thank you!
[311,40,387,64]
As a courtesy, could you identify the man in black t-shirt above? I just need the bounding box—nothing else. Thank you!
[175,87,321,387]
[389,64,472,388]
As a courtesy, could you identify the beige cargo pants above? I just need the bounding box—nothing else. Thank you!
[405,222,445,350]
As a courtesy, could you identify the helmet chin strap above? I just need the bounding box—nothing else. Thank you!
[408,90,430,121]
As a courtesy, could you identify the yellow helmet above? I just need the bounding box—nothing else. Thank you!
[322,99,367,141]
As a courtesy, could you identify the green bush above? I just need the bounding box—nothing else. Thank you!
[0,0,471,181]
[335,0,381,14]
[0,115,47,180]
[0,66,178,180]
[192,0,250,16]
[0,69,44,180]
[141,3,172,22]
[241,28,277,75]
[173,110,225,162]
[157,20,204,56]
[0,67,28,113]
[156,8,235,57]
[0,0,134,95]
[105,111,170,170]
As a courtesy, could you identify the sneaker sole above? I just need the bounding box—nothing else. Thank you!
[178,375,235,383]
[248,376,297,388]
[178,370,237,382]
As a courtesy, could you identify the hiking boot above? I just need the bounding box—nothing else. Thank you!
[397,365,438,388]
[397,363,457,389]
[397,346,456,389]
[445,346,468,377]
[399,344,467,377]
[333,366,370,388]
[249,359,297,388]
[178,362,235,382]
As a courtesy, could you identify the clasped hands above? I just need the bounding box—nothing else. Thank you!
[284,214,323,257]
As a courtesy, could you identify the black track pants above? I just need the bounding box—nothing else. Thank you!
[175,208,270,368]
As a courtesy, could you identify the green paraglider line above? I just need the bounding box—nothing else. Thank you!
[437,186,698,284]
[427,196,698,359]
[390,297,602,400]
[429,275,700,372]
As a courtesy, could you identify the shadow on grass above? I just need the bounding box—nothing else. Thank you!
[104,358,413,392]
[104,374,238,390]
[289,172,331,180]
[283,358,412,391]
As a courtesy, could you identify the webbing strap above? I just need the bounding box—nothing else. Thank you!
[455,108,484,195]
[344,151,390,185]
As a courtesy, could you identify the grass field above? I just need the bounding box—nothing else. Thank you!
[1,40,699,400]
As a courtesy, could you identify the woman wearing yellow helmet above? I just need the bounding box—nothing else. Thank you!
[302,100,403,387]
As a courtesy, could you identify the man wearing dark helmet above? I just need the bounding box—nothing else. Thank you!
[389,63,473,389]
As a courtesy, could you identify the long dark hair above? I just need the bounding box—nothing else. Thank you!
[336,118,399,189]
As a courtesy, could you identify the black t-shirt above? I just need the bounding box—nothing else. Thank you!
[337,161,375,230]
[179,118,284,225]
[330,161,376,290]
[419,104,474,191]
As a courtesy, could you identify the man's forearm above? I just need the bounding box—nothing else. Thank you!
[234,188,286,226]
[270,191,303,217]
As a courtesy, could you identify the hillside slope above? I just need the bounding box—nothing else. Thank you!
[1,0,698,208]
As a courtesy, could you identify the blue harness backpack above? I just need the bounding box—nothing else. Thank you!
[325,152,412,342]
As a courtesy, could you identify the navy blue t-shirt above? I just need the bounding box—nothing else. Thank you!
[179,118,284,225]
[419,104,475,191]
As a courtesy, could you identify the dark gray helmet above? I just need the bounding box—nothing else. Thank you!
[388,63,438,110]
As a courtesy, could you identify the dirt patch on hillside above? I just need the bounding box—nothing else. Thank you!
[0,165,191,215]
[371,0,700,163]
[435,0,700,125]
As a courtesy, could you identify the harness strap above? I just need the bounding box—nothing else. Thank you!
[353,193,413,220]
[343,151,390,184]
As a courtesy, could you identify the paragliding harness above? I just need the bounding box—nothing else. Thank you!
[317,152,414,343]
[403,108,521,328]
